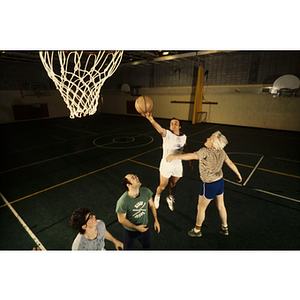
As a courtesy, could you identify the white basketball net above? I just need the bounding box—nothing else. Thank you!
[39,51,123,118]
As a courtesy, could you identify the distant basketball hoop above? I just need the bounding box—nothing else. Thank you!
[270,74,300,97]
[120,83,131,93]
[39,51,123,118]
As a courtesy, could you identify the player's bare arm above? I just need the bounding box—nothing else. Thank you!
[142,112,166,137]
[225,158,242,183]
[148,198,160,233]
[166,152,199,162]
[104,230,124,250]
[117,213,148,232]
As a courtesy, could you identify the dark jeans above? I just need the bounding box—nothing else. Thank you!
[123,226,151,250]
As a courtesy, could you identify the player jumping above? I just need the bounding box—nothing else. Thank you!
[142,112,192,211]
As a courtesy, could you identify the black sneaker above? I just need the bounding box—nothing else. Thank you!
[188,228,202,237]
[220,226,229,235]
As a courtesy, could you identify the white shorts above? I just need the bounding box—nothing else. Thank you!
[159,161,183,178]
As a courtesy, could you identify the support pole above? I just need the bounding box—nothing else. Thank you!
[192,66,204,124]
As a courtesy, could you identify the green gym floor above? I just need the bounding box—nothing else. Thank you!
[0,113,300,251]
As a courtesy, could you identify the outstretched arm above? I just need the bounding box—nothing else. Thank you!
[166,152,199,162]
[225,158,242,183]
[142,112,166,137]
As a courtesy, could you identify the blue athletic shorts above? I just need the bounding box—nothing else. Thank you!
[199,178,224,200]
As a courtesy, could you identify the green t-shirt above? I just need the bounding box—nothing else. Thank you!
[116,187,153,231]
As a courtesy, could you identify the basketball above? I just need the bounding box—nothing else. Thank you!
[135,96,153,114]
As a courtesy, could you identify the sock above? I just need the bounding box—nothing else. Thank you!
[194,225,201,233]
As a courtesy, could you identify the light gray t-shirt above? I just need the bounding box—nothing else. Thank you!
[71,220,106,250]
[195,147,229,182]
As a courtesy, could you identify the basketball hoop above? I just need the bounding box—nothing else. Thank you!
[39,51,123,118]
[270,74,300,97]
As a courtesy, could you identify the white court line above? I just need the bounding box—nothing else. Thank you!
[223,178,242,186]
[0,192,47,250]
[224,178,300,204]
[253,189,300,204]
[243,155,264,186]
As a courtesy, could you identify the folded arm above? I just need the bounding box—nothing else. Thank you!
[117,213,148,232]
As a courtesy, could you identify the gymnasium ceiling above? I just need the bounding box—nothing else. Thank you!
[0,50,233,68]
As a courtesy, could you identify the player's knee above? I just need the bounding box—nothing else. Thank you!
[169,181,176,188]
[159,184,167,191]
[216,202,226,211]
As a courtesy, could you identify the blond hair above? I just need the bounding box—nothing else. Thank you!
[212,131,228,150]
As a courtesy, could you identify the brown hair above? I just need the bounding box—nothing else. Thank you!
[70,207,91,234]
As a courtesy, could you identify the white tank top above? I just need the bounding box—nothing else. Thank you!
[161,130,187,166]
